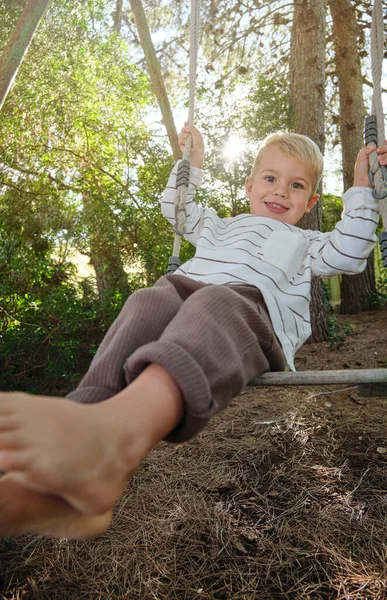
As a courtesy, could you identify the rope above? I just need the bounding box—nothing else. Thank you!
[367,0,387,266]
[168,0,201,272]
[368,0,387,205]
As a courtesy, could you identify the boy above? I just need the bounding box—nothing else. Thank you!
[0,126,385,539]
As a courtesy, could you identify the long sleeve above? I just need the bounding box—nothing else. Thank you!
[159,178,380,372]
[308,187,380,277]
[161,162,210,247]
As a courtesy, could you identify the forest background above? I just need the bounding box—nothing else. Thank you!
[0,0,386,395]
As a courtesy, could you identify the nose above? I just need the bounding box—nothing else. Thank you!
[274,184,287,198]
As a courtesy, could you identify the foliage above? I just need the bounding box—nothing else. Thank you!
[0,0,174,299]
[321,193,343,232]
[0,0,174,391]
[327,315,352,350]
[0,235,113,394]
[122,0,292,93]
[369,259,387,309]
[242,74,293,139]
[376,265,387,301]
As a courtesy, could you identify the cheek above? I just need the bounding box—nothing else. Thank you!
[251,187,263,199]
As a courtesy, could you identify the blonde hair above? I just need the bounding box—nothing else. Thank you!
[250,132,324,194]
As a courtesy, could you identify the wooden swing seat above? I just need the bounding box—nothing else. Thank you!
[251,368,387,397]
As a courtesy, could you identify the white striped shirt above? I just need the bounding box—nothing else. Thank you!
[162,163,380,370]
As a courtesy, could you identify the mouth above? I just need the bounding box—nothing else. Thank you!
[265,201,289,213]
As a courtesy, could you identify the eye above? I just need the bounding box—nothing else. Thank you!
[292,181,305,189]
[264,175,275,182]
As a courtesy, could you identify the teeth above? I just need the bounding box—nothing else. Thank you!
[267,202,286,209]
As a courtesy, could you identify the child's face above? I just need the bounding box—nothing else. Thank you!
[245,146,319,225]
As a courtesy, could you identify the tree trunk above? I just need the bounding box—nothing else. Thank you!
[129,0,181,160]
[0,0,52,111]
[289,0,328,342]
[89,245,131,306]
[113,0,123,34]
[340,251,376,313]
[328,0,377,314]
[82,194,130,306]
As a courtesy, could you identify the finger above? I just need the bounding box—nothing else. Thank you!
[365,144,376,154]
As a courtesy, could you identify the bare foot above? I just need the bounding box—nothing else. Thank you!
[0,365,183,518]
[0,475,111,539]
[0,392,144,515]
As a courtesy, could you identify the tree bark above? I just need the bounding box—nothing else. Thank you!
[340,250,376,313]
[113,0,124,34]
[129,0,181,160]
[289,0,328,342]
[0,0,52,111]
[82,194,130,306]
[328,0,377,314]
[89,246,131,306]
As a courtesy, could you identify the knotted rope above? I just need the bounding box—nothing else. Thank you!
[168,0,201,273]
[365,0,387,265]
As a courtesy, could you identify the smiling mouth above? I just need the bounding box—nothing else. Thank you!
[265,202,288,211]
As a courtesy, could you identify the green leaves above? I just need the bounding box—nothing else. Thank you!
[0,0,177,391]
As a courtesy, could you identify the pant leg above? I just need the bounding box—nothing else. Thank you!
[67,276,206,403]
[124,284,285,443]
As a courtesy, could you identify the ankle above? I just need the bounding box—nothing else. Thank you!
[100,364,184,458]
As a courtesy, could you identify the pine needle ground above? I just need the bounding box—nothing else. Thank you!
[1,305,387,600]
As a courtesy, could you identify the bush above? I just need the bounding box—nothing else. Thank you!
[0,256,126,395]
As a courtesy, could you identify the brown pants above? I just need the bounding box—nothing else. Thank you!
[67,275,285,442]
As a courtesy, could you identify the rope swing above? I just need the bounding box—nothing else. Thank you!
[161,0,386,394]
[167,0,201,274]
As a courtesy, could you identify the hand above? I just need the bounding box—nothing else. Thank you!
[353,141,387,188]
[178,122,205,169]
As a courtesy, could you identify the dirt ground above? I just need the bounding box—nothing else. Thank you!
[1,306,387,600]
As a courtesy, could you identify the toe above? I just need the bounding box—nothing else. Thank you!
[0,449,30,471]
[0,477,112,539]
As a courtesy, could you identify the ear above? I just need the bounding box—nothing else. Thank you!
[245,176,253,197]
[305,193,319,213]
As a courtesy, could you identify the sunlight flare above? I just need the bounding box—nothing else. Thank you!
[222,134,246,161]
